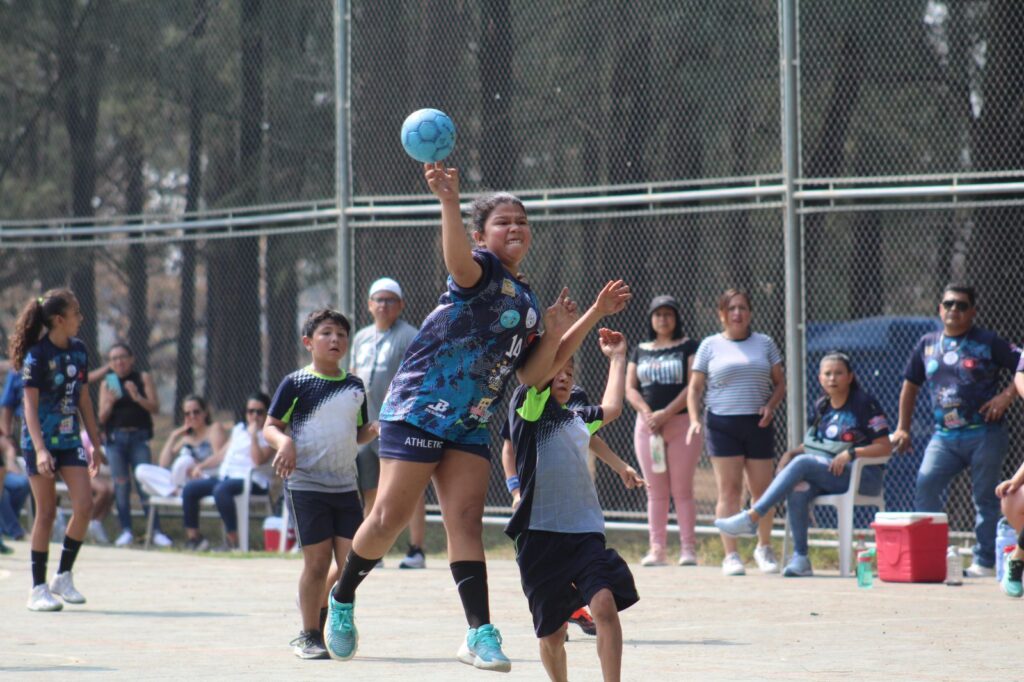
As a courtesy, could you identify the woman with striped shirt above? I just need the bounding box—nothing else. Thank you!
[686,289,786,576]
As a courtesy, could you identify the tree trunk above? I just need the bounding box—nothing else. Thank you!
[124,133,150,369]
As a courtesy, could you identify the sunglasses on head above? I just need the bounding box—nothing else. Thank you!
[941,299,971,312]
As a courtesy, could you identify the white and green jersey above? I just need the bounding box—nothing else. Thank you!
[504,384,605,538]
[268,366,368,493]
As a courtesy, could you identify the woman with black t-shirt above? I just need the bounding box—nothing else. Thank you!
[626,295,701,567]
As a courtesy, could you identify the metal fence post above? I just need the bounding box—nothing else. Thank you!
[781,0,806,447]
[335,0,352,317]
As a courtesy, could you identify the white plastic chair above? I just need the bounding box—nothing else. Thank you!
[781,454,891,577]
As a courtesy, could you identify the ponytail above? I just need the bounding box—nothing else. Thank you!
[9,288,77,370]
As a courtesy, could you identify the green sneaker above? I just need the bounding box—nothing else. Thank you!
[456,623,511,672]
[1001,556,1023,599]
[325,596,358,661]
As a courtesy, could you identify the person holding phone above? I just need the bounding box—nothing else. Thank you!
[98,342,165,548]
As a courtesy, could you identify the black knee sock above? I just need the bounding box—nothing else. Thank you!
[319,607,328,633]
[450,561,490,629]
[31,550,48,587]
[57,537,83,574]
[333,549,381,603]
[1018,526,1024,550]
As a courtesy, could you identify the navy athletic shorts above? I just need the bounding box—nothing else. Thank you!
[287,489,363,547]
[24,447,89,476]
[514,529,639,638]
[704,412,775,460]
[378,420,490,463]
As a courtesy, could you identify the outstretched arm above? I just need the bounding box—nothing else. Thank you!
[598,328,628,424]
[590,434,645,489]
[425,162,482,289]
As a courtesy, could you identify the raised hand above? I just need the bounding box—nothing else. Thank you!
[543,287,578,339]
[424,162,460,202]
[598,328,626,358]
[593,280,631,317]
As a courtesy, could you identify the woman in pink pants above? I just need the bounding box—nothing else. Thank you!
[626,295,702,566]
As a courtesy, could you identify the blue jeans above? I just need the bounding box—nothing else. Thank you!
[915,425,1007,568]
[753,454,883,556]
[107,429,159,533]
[0,471,30,538]
[182,477,266,533]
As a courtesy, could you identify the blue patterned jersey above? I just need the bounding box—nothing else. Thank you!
[380,249,542,445]
[904,327,1019,434]
[20,336,89,452]
[812,387,890,447]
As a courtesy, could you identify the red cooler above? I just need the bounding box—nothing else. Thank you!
[871,512,948,583]
[262,516,296,552]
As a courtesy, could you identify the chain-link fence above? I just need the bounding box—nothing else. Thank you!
[3,1,1024,543]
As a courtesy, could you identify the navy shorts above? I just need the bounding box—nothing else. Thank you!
[705,412,775,459]
[378,420,490,463]
[287,489,363,547]
[24,447,89,476]
[515,530,639,638]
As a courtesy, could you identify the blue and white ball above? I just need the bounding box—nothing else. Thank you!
[401,108,456,163]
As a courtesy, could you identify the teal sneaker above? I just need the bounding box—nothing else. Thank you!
[325,596,358,661]
[1001,556,1023,598]
[456,623,511,672]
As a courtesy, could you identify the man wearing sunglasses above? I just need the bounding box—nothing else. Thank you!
[892,284,1020,577]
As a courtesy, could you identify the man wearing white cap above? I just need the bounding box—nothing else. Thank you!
[348,278,426,568]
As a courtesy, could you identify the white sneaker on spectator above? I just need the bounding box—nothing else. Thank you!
[50,571,86,604]
[722,552,746,576]
[114,530,134,547]
[754,544,780,574]
[27,584,63,612]
[151,531,173,548]
[87,520,110,545]
[965,562,995,578]
[678,547,698,566]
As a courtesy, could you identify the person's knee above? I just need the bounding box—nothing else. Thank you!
[34,504,57,527]
[366,500,411,538]
[539,625,567,651]
[442,503,484,540]
[303,547,333,578]
[589,589,618,624]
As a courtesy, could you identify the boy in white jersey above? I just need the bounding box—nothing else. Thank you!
[264,309,378,660]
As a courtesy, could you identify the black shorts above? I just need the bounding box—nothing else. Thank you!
[287,489,363,547]
[24,447,89,476]
[515,530,638,638]
[705,412,775,459]
[378,420,490,463]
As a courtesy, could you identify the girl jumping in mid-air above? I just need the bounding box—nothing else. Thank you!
[324,161,630,671]
[10,289,106,611]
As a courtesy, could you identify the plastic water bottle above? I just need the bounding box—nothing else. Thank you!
[856,549,874,588]
[649,433,667,474]
[945,546,963,586]
[996,517,1018,582]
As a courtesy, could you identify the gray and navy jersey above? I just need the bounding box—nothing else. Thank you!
[379,249,541,446]
[268,366,368,493]
[21,335,89,452]
[504,384,605,539]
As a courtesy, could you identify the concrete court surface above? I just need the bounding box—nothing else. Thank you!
[0,542,1016,681]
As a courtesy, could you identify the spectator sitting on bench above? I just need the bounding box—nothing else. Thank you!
[180,392,274,551]
[136,395,227,504]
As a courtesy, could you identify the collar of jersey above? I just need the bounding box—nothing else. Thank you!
[305,365,347,381]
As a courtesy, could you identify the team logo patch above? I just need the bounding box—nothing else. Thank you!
[926,359,939,375]
[942,351,958,366]
[66,364,77,377]
[868,415,889,432]
[525,308,537,329]
[962,357,977,370]
[500,310,521,329]
[501,278,516,297]
[54,373,65,387]
[425,399,450,417]
[825,424,839,439]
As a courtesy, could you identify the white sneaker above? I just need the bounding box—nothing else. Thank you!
[49,571,86,604]
[151,531,173,548]
[754,544,780,574]
[722,552,746,576]
[87,520,110,545]
[27,584,63,611]
[965,562,995,578]
[398,547,426,569]
[114,530,134,547]
[678,547,698,566]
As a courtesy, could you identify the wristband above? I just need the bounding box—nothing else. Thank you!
[847,447,857,461]
[505,476,521,493]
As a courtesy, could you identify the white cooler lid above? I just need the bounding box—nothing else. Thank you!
[873,511,948,526]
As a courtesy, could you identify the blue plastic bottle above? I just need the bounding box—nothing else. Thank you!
[996,518,1018,582]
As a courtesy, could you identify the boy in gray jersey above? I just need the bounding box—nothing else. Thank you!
[264,309,378,660]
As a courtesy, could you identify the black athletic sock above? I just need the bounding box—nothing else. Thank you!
[319,607,328,633]
[407,544,421,555]
[450,560,490,629]
[31,550,48,587]
[1017,526,1024,549]
[333,549,381,603]
[57,537,83,574]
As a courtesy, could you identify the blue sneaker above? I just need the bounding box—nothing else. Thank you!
[1001,556,1023,598]
[714,511,758,537]
[782,553,814,577]
[325,596,358,661]
[456,624,512,672]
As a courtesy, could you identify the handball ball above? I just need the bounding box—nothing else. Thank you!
[401,108,456,163]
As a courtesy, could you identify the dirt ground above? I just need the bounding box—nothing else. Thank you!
[0,540,1016,681]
